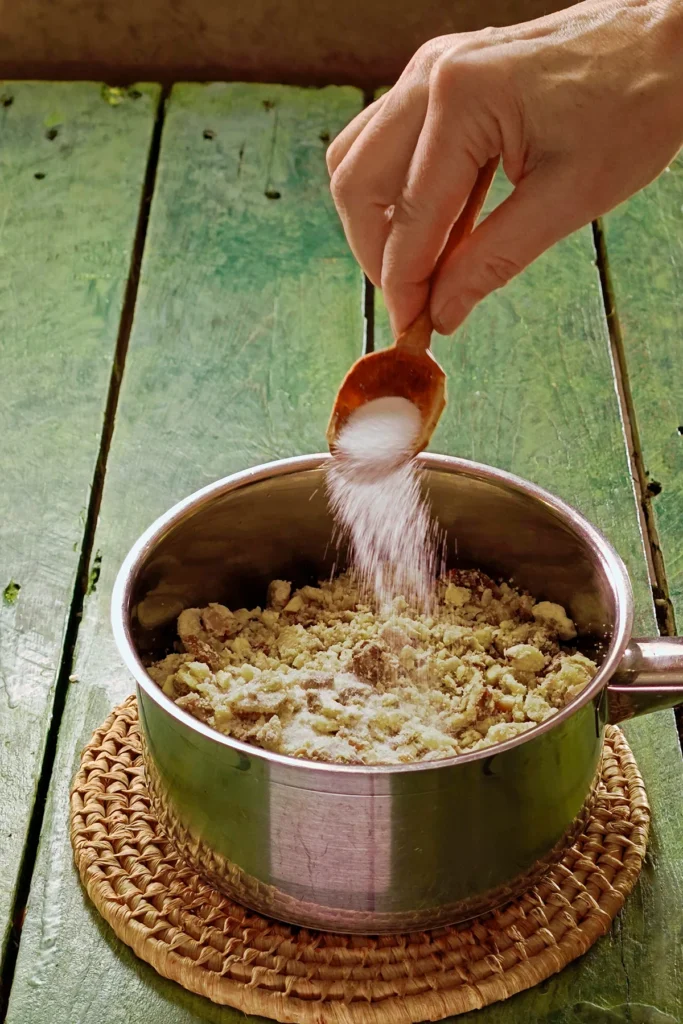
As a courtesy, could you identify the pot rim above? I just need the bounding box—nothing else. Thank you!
[112,452,633,775]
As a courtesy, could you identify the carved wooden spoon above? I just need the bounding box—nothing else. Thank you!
[327,158,497,455]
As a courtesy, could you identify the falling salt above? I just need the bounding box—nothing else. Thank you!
[326,397,441,611]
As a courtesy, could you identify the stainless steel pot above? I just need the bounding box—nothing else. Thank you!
[112,454,683,934]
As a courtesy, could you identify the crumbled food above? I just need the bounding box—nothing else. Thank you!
[532,601,577,641]
[176,692,215,724]
[267,579,291,610]
[148,571,598,765]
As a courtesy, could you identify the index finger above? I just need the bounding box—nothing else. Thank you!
[326,95,388,177]
[330,87,431,286]
[381,94,483,334]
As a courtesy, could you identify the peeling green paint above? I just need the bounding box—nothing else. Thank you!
[86,550,102,595]
[101,85,126,107]
[3,580,21,605]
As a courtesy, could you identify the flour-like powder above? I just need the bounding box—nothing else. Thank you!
[326,397,441,611]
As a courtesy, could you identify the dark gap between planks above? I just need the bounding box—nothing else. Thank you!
[359,90,376,357]
[363,275,375,354]
[591,219,681,745]
[0,84,171,1023]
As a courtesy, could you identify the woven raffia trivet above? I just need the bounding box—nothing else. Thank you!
[71,696,649,1023]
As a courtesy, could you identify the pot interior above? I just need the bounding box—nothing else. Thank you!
[127,458,625,668]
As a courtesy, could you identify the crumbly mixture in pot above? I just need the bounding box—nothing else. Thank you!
[148,570,597,765]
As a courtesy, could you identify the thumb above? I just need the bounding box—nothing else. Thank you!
[430,166,587,334]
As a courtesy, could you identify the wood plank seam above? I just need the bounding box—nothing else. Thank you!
[356,91,376,357]
[0,84,169,1024]
[591,217,682,750]
[362,275,375,354]
[591,218,678,638]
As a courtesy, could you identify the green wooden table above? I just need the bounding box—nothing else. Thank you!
[1,81,681,1024]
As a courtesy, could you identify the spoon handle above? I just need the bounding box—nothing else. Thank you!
[395,157,498,355]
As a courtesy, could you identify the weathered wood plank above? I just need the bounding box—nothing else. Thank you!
[0,81,160,959]
[601,153,683,626]
[375,174,683,1021]
[598,157,683,1022]
[5,83,364,1024]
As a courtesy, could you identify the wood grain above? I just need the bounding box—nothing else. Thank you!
[5,83,364,1024]
[0,81,159,958]
[375,171,683,1022]
[601,152,683,628]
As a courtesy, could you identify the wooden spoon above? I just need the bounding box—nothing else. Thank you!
[326,158,498,455]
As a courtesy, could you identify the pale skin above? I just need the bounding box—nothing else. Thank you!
[326,0,683,337]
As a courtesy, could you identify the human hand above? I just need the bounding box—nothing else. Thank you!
[326,0,683,336]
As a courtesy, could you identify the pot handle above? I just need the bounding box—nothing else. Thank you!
[608,637,683,723]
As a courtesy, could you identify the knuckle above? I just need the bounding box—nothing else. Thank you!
[473,25,501,48]
[480,252,522,291]
[430,38,501,96]
[329,165,353,207]
[381,248,425,293]
[429,52,459,94]
[441,251,521,312]
[409,39,436,70]
[402,35,450,80]
[325,137,345,176]
[430,53,504,162]
[392,189,424,227]
[380,251,406,292]
[380,267,396,293]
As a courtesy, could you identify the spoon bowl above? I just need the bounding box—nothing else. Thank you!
[326,310,445,454]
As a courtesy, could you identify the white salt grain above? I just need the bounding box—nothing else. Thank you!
[326,397,440,611]
[334,397,422,475]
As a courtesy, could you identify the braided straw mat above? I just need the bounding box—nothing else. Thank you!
[71,696,649,1023]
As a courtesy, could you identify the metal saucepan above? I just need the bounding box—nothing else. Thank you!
[112,454,683,934]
